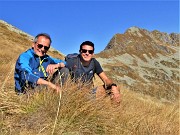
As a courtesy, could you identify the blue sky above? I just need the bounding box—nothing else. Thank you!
[0,0,179,55]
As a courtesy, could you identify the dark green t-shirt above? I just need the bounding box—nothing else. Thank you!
[66,55,103,83]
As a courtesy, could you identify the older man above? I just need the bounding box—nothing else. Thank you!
[14,33,69,94]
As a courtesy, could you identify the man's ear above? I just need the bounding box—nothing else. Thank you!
[32,42,35,48]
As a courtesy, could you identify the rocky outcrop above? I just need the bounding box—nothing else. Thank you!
[97,26,179,102]
[105,27,179,52]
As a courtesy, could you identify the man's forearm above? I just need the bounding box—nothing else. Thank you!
[37,78,49,85]
[37,78,58,90]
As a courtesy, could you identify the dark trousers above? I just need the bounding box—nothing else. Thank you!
[50,67,69,86]
[16,67,69,94]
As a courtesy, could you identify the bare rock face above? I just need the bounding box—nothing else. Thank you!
[97,26,179,102]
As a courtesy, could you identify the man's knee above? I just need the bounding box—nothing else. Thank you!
[59,67,69,76]
[58,67,69,84]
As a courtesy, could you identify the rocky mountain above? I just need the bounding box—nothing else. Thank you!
[105,27,179,50]
[96,27,179,102]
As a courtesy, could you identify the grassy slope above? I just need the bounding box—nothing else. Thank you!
[0,22,179,135]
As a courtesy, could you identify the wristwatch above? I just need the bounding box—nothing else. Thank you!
[105,83,117,90]
[111,83,117,87]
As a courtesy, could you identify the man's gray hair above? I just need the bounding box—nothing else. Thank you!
[33,33,52,45]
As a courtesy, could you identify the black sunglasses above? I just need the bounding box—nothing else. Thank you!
[81,49,94,54]
[37,44,50,51]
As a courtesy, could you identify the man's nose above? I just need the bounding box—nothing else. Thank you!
[41,46,45,51]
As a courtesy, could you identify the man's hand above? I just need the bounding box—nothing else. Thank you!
[46,64,57,74]
[111,86,121,104]
[37,78,61,93]
[48,82,61,93]
[58,62,65,68]
[46,63,65,75]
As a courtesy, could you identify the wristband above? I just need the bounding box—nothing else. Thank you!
[111,83,117,87]
[104,83,117,90]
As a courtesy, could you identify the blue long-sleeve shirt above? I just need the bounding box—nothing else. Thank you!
[14,48,66,93]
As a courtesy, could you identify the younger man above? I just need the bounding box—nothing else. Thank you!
[66,41,121,103]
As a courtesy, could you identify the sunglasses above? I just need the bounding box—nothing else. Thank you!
[81,49,94,54]
[37,44,50,51]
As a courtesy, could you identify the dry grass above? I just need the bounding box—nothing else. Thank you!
[0,67,179,135]
[0,21,179,135]
[0,63,179,134]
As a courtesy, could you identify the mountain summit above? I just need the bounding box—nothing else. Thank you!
[97,27,179,102]
[105,26,179,55]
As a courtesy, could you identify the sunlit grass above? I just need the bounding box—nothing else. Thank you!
[0,66,179,135]
[0,21,179,135]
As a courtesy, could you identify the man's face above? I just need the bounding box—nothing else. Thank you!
[32,36,50,57]
[80,45,94,62]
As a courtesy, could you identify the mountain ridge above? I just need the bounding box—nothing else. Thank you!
[0,20,65,56]
[96,26,179,103]
[105,26,179,50]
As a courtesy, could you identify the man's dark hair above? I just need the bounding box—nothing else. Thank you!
[80,41,95,51]
[33,33,52,45]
